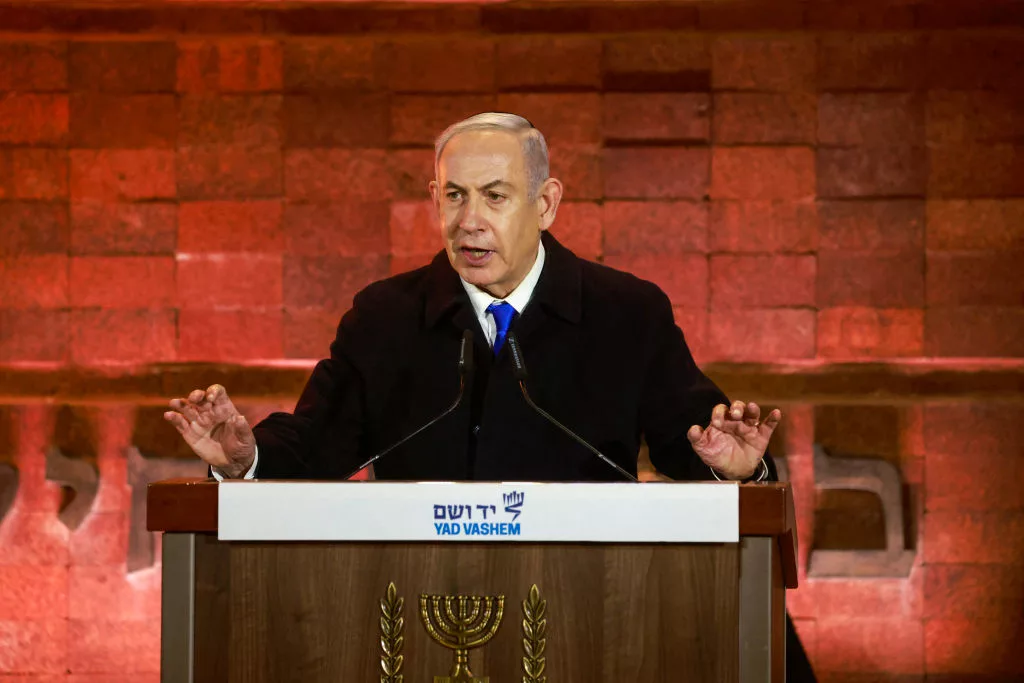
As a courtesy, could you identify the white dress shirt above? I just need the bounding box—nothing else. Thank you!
[213,240,547,481]
[460,240,545,348]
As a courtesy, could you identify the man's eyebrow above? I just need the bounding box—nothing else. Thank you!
[443,179,513,193]
[479,179,512,191]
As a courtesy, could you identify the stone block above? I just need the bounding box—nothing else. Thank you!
[178,145,282,200]
[0,148,68,200]
[817,34,925,90]
[390,95,495,146]
[605,147,708,199]
[178,309,284,362]
[818,200,924,251]
[69,256,175,309]
[0,94,68,145]
[176,253,282,309]
[282,253,389,311]
[713,92,815,145]
[284,202,391,256]
[709,200,818,253]
[178,200,284,253]
[0,255,68,309]
[712,147,814,200]
[70,94,177,148]
[817,307,923,359]
[389,38,494,93]
[178,94,281,148]
[710,254,816,308]
[817,146,926,198]
[283,308,339,360]
[177,40,283,93]
[926,200,1024,251]
[496,93,602,145]
[818,93,925,147]
[604,93,709,143]
[548,202,601,261]
[70,202,177,256]
[389,200,439,259]
[601,253,707,308]
[68,41,176,93]
[69,309,177,365]
[927,252,1024,306]
[817,250,924,307]
[707,308,816,361]
[0,42,67,90]
[282,93,389,148]
[285,149,390,202]
[0,311,68,362]
[604,200,707,255]
[283,39,384,92]
[712,36,815,92]
[497,36,601,90]
[924,307,1024,357]
[69,149,176,202]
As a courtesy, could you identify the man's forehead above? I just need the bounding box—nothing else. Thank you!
[440,129,525,166]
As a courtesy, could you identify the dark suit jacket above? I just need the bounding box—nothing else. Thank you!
[253,232,763,482]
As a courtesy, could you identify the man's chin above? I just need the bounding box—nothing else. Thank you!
[456,267,507,296]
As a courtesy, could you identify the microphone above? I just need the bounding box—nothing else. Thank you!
[340,329,474,480]
[506,333,638,482]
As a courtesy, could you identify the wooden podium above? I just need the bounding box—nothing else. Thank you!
[148,479,796,683]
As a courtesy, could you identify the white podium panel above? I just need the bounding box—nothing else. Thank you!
[218,481,739,543]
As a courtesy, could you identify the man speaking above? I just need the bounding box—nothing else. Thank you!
[164,113,781,483]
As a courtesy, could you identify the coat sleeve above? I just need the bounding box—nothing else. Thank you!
[638,286,777,482]
[249,305,370,480]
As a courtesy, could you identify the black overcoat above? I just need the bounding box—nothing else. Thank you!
[253,232,756,482]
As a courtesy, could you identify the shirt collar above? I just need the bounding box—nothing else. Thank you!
[459,239,546,319]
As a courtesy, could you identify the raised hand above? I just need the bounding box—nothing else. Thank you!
[687,400,781,480]
[163,384,256,479]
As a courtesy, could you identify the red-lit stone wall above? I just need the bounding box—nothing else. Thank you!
[0,1,1022,679]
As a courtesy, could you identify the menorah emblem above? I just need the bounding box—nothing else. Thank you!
[418,593,506,683]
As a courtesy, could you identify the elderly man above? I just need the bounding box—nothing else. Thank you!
[165,113,781,483]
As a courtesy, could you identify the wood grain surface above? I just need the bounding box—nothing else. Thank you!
[192,537,741,683]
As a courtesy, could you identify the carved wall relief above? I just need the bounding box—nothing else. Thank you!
[807,444,915,578]
[45,447,99,531]
[126,446,207,572]
[0,463,17,523]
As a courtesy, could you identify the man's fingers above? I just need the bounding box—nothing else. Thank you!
[761,408,783,433]
[188,388,205,404]
[711,403,727,428]
[743,402,761,426]
[729,400,745,419]
[169,398,200,424]
[687,424,703,444]
[163,411,204,444]
[207,384,227,404]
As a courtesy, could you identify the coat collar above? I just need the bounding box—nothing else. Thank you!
[423,231,582,329]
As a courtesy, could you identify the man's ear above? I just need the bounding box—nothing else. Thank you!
[537,177,564,232]
[428,180,440,210]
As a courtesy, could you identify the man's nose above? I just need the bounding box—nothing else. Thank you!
[457,194,485,231]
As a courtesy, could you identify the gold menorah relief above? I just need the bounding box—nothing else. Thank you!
[418,593,506,683]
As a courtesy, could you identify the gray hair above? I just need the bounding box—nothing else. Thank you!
[434,112,550,200]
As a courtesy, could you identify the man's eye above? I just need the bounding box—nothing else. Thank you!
[487,192,505,202]
[446,191,462,202]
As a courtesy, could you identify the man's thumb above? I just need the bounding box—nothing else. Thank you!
[232,414,254,443]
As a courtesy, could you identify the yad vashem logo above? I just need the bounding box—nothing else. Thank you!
[379,582,548,683]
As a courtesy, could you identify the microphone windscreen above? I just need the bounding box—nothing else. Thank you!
[459,329,474,375]
[507,333,529,381]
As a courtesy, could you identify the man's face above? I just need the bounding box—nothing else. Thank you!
[430,130,548,299]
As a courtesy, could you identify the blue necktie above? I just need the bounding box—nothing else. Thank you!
[486,301,516,356]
